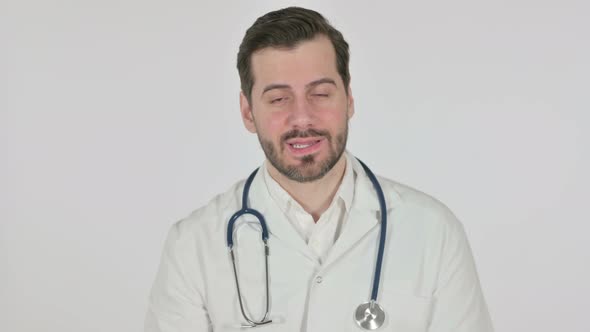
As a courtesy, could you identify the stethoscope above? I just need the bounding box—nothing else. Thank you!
[226,158,388,330]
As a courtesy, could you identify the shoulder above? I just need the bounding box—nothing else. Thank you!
[348,152,463,232]
[376,175,464,233]
[171,179,247,240]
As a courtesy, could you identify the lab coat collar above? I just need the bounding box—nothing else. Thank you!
[321,153,401,267]
[347,152,400,212]
[246,151,401,265]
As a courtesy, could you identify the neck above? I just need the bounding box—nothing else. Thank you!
[267,154,347,222]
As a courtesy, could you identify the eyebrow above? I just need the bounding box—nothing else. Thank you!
[261,77,337,96]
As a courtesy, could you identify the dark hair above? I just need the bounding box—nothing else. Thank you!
[237,7,350,103]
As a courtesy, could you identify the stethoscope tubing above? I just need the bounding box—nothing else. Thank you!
[225,158,388,329]
[356,159,387,302]
[226,168,269,249]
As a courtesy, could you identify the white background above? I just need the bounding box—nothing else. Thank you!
[1,0,589,331]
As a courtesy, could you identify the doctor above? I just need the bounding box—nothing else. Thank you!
[146,6,494,332]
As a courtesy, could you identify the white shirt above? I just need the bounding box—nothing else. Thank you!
[145,152,494,332]
[261,153,354,263]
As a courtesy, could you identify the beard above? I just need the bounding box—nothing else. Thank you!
[257,123,348,183]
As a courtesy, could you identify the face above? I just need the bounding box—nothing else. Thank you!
[240,35,354,183]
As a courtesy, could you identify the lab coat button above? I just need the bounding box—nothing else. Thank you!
[315,276,323,283]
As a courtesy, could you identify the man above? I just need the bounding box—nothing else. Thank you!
[146,7,493,332]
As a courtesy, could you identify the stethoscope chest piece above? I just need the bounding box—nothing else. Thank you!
[354,301,385,330]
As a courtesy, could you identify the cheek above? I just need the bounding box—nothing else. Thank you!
[317,97,349,120]
[318,106,349,126]
[256,112,289,139]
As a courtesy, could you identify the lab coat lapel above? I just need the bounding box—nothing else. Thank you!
[322,167,381,267]
[247,169,319,263]
[322,156,396,268]
[324,207,380,267]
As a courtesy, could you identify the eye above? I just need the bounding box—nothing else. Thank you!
[271,97,287,104]
[312,93,329,98]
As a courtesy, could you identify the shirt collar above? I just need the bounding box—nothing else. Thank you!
[261,151,355,215]
[251,151,402,217]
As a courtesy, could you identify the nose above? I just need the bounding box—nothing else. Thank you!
[287,95,315,129]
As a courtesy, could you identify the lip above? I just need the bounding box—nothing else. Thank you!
[285,136,324,145]
[285,137,325,156]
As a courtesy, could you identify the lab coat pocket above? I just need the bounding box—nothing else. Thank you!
[354,292,432,332]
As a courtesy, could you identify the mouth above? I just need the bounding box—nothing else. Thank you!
[285,137,325,156]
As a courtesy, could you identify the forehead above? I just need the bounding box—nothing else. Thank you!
[250,35,340,91]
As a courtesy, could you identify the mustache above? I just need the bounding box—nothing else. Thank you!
[281,128,331,142]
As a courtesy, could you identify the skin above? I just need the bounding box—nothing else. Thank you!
[239,35,355,221]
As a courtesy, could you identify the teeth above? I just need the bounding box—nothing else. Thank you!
[292,143,313,149]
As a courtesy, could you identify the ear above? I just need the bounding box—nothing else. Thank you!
[346,85,355,119]
[240,91,257,133]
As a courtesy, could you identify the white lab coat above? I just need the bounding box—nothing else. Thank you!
[145,156,494,332]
